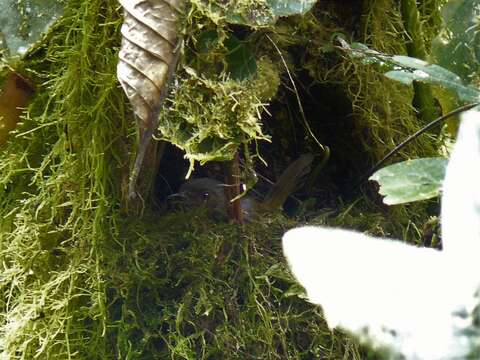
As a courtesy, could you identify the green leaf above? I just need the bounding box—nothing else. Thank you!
[0,0,65,57]
[196,30,220,54]
[384,70,417,85]
[388,56,480,102]
[369,157,448,205]
[340,40,480,102]
[391,55,428,68]
[385,67,480,102]
[225,0,318,27]
[267,0,317,17]
[432,0,480,84]
[195,31,257,80]
[225,36,257,81]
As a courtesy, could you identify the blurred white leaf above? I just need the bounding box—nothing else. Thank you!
[283,108,480,359]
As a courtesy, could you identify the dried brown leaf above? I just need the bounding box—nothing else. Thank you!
[117,0,184,199]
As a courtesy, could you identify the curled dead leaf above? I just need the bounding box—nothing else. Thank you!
[117,0,184,199]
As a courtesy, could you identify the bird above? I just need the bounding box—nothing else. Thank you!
[171,154,314,220]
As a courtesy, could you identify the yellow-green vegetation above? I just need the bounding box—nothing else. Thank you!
[0,0,444,358]
[303,0,438,159]
[159,58,280,171]
[0,0,128,357]
[158,0,283,172]
[108,212,366,359]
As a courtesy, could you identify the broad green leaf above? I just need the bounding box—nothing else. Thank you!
[369,157,447,205]
[384,67,480,102]
[388,56,480,102]
[195,31,257,80]
[384,70,417,85]
[423,64,462,84]
[225,36,257,80]
[391,55,428,68]
[391,56,463,84]
[432,0,480,84]
[225,5,275,27]
[0,0,65,57]
[225,0,318,26]
[341,40,480,102]
[267,0,317,17]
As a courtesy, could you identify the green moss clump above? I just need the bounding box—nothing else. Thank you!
[157,0,283,174]
[106,212,364,359]
[158,59,280,173]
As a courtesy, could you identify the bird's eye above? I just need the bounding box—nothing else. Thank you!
[202,192,209,200]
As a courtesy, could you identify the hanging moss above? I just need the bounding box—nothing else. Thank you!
[154,0,283,173]
[0,0,446,358]
[0,0,127,357]
[158,58,280,171]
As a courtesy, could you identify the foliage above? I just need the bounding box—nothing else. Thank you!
[322,0,439,165]
[195,30,257,81]
[194,0,319,27]
[0,0,65,57]
[0,0,128,357]
[370,157,447,205]
[156,0,284,170]
[432,0,480,85]
[0,0,449,358]
[157,0,321,167]
[158,60,278,172]
[337,0,480,206]
[284,109,480,359]
[346,43,480,102]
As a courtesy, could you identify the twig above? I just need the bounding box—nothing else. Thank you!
[355,102,479,188]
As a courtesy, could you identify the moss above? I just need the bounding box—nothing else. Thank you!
[156,0,284,174]
[0,0,445,358]
[0,0,127,357]
[0,0,346,358]
[106,212,364,359]
[158,60,279,171]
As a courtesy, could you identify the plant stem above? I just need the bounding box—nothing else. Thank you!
[400,0,438,123]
